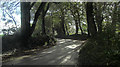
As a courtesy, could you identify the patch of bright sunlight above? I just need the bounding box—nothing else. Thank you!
[42,49,55,54]
[65,44,79,49]
[73,40,77,42]
[68,51,73,54]
[65,39,72,41]
[59,40,66,43]
[15,55,31,60]
[58,39,65,41]
[59,39,66,42]
[59,41,65,44]
[24,49,37,53]
[57,55,64,59]
[59,39,72,44]
[77,49,80,52]
[60,55,71,64]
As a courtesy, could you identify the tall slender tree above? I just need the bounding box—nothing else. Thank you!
[95,3,103,33]
[60,8,66,35]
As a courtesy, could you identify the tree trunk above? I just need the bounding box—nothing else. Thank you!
[70,7,79,35]
[51,13,55,35]
[61,9,66,35]
[79,22,83,35]
[20,2,31,48]
[77,10,84,35]
[20,2,46,48]
[95,3,103,34]
[70,12,78,34]
[65,23,69,35]
[41,3,50,35]
[52,22,55,35]
[86,2,97,37]
[30,3,46,36]
[75,20,79,34]
[61,19,66,35]
[42,9,46,35]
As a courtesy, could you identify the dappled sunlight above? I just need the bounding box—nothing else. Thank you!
[73,40,77,42]
[59,41,66,44]
[57,39,65,42]
[57,39,72,44]
[41,49,55,54]
[58,39,66,44]
[24,49,39,53]
[3,39,85,65]
[60,55,72,64]
[68,51,73,54]
[2,1,118,65]
[65,44,80,49]
[77,49,79,53]
[15,55,31,61]
[57,55,64,60]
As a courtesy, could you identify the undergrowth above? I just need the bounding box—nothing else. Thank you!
[78,31,120,66]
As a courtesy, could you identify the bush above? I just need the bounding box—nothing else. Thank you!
[2,34,21,53]
[78,31,120,66]
[2,33,57,54]
[28,34,57,48]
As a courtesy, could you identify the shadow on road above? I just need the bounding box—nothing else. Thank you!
[55,34,88,40]
[3,39,85,65]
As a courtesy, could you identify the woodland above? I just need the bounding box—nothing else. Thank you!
[1,1,120,66]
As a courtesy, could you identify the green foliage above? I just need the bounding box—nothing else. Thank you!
[2,2,120,63]
[78,28,120,65]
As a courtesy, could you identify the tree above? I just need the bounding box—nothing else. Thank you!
[20,2,31,48]
[86,2,97,37]
[69,3,85,35]
[70,3,79,35]
[41,3,50,35]
[60,7,66,35]
[53,3,66,35]
[1,1,20,27]
[30,2,47,36]
[20,2,46,48]
[94,3,103,33]
[76,3,84,35]
[1,1,20,35]
[21,2,46,37]
[21,2,30,39]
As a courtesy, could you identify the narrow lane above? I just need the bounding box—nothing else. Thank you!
[3,39,85,65]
